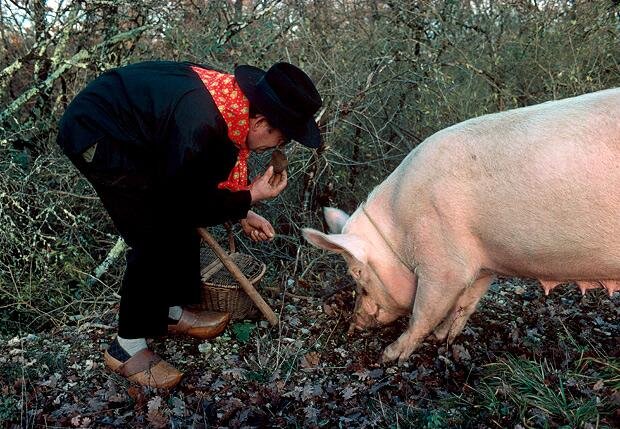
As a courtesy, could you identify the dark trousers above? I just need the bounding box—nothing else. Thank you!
[67,139,202,338]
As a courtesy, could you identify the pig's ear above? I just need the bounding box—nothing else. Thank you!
[323,207,350,234]
[302,228,367,264]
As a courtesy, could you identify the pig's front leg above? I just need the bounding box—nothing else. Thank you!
[382,273,469,364]
[433,275,493,343]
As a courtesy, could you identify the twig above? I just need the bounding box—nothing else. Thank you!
[86,237,127,287]
[0,24,154,125]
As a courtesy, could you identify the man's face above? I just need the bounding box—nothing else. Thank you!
[246,115,289,153]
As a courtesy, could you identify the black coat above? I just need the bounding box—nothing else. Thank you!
[57,61,251,235]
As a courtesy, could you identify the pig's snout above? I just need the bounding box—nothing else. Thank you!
[347,299,380,335]
[361,297,397,324]
[347,315,375,335]
[349,298,402,334]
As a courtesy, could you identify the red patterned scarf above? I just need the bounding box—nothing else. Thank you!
[191,66,251,191]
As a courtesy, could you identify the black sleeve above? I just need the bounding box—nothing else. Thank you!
[161,89,252,227]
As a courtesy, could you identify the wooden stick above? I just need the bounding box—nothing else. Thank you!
[197,227,279,326]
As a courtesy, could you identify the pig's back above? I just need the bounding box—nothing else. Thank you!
[414,88,620,280]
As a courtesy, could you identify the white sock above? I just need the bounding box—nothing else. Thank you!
[168,306,183,320]
[117,336,147,356]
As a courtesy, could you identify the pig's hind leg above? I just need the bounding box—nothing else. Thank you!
[432,275,493,343]
[382,267,478,364]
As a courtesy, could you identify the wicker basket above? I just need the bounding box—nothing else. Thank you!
[198,244,266,320]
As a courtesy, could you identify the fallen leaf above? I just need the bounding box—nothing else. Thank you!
[452,344,471,364]
[127,386,145,409]
[170,396,186,417]
[304,405,319,424]
[223,367,245,380]
[147,396,167,429]
[147,396,162,413]
[300,352,321,369]
[322,303,338,317]
[369,368,384,379]
[341,386,357,400]
[301,382,323,401]
[354,369,369,381]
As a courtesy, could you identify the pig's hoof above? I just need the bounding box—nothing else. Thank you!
[382,340,415,365]
[432,328,448,342]
[381,347,398,364]
[433,318,454,342]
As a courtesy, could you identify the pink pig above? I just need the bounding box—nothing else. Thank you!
[303,88,620,364]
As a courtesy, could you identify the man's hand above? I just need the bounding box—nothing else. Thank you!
[240,210,275,242]
[249,166,287,204]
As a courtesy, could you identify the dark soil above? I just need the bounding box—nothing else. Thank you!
[1,277,618,428]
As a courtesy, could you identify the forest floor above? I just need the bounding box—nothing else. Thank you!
[1,276,619,428]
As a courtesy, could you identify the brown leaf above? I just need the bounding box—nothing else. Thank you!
[147,410,168,429]
[147,396,168,429]
[452,344,471,364]
[300,352,321,369]
[127,386,146,409]
[322,303,337,317]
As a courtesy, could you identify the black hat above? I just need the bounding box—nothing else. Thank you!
[235,62,322,148]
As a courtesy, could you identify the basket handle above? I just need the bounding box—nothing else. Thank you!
[224,222,235,253]
[197,227,279,326]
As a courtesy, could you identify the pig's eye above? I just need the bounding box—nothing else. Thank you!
[360,288,368,296]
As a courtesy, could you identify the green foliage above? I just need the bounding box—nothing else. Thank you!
[246,369,270,383]
[0,336,68,384]
[0,396,18,424]
[582,358,620,391]
[419,408,449,429]
[232,321,256,344]
[372,353,620,428]
[365,398,456,428]
[472,355,618,428]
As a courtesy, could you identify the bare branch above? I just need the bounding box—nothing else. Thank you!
[217,0,282,46]
[0,23,154,126]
